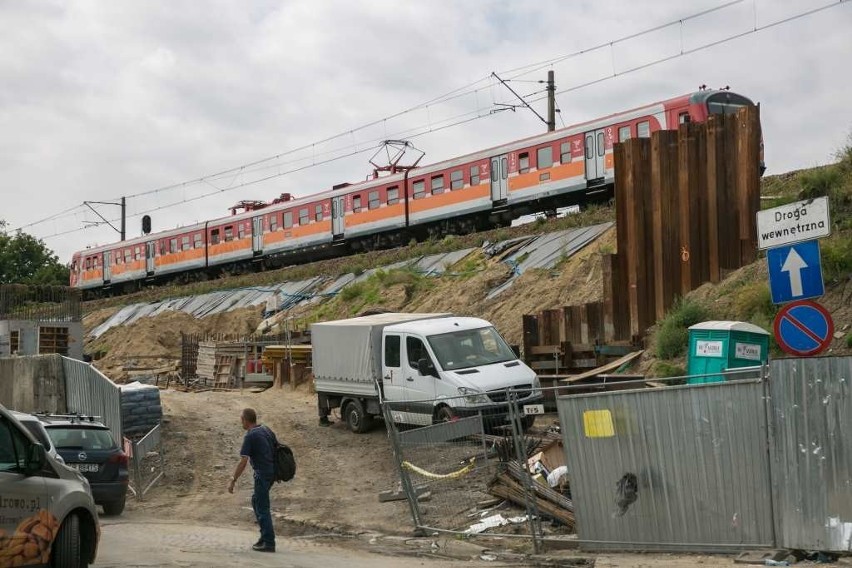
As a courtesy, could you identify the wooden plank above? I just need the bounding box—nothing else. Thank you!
[694,124,709,284]
[705,113,724,283]
[529,345,561,355]
[585,302,603,344]
[531,360,561,370]
[650,130,680,320]
[559,350,644,383]
[721,111,741,269]
[736,105,761,264]
[678,122,700,295]
[522,314,539,361]
[623,138,654,336]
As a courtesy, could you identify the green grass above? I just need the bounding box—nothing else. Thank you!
[655,298,713,360]
[652,361,686,379]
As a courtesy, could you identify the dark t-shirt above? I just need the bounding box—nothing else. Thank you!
[240,425,275,480]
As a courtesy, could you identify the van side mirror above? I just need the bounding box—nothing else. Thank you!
[25,443,47,476]
[417,358,438,378]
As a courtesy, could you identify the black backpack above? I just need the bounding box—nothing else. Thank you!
[262,426,296,483]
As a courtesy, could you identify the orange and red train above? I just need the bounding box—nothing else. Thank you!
[70,88,758,293]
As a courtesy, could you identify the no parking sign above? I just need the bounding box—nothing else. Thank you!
[773,300,834,356]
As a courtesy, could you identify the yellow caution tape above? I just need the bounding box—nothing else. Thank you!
[402,458,475,479]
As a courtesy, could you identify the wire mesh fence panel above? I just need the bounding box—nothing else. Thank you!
[380,395,560,544]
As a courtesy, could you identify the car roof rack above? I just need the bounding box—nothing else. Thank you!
[34,412,103,423]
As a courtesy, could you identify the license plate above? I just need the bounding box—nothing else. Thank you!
[523,404,545,416]
[70,463,100,473]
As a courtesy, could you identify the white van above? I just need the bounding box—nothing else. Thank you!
[313,313,543,432]
[0,404,100,567]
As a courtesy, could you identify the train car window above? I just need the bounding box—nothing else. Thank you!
[490,161,497,182]
[368,191,380,210]
[619,126,631,142]
[597,132,605,156]
[194,233,203,248]
[283,211,293,229]
[450,170,463,190]
[224,226,234,242]
[124,249,132,263]
[115,254,121,265]
[315,204,323,221]
[85,258,92,270]
[134,246,141,260]
[269,214,278,231]
[387,186,399,205]
[211,229,220,244]
[170,238,178,252]
[637,121,650,138]
[537,147,553,169]
[678,112,691,124]
[238,224,245,239]
[560,142,571,164]
[182,236,191,251]
[352,196,362,212]
[501,157,508,179]
[431,175,444,195]
[299,208,309,225]
[585,136,592,159]
[518,152,530,174]
[413,180,425,199]
[470,165,480,185]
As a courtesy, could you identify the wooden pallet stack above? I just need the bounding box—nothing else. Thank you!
[196,341,246,386]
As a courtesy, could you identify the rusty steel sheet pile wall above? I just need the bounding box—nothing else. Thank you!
[523,106,761,366]
[63,356,123,446]
[769,356,852,552]
[557,375,775,552]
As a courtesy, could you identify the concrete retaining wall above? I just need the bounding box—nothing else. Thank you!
[0,354,67,413]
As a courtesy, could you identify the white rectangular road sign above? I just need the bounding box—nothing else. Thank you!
[756,196,831,250]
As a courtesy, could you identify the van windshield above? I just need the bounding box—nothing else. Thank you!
[428,326,517,371]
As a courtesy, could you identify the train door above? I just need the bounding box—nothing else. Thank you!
[146,242,156,275]
[331,195,345,240]
[490,154,509,203]
[252,216,263,255]
[584,129,606,183]
[102,251,111,283]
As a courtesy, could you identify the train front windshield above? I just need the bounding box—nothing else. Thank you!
[706,92,754,115]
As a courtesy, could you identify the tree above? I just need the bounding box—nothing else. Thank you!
[0,220,70,286]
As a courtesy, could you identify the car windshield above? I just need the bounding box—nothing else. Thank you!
[46,427,115,451]
[427,326,517,371]
[19,421,51,449]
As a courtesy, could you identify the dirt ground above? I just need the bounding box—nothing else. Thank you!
[131,386,416,535]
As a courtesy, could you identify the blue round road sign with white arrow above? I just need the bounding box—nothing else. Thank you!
[773,300,834,356]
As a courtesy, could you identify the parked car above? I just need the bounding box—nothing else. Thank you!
[1,403,100,567]
[37,413,129,516]
[11,410,66,465]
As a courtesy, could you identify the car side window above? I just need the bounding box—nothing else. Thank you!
[385,335,401,368]
[0,418,28,473]
[406,337,427,369]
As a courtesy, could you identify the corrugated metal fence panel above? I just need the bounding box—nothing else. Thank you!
[770,356,852,552]
[62,357,122,446]
[557,380,774,552]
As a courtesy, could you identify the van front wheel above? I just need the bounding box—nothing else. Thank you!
[435,406,456,423]
[343,399,371,434]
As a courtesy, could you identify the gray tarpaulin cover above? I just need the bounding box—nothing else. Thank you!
[311,313,448,395]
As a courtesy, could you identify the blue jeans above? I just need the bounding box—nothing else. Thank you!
[252,475,275,546]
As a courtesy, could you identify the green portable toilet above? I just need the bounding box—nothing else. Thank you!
[686,321,770,384]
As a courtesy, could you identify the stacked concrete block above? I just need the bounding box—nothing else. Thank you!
[120,381,162,440]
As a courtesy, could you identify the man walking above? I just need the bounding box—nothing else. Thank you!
[228,408,276,552]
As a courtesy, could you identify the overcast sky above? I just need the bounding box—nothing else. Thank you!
[2,0,850,261]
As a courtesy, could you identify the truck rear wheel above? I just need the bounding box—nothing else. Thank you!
[343,399,371,434]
